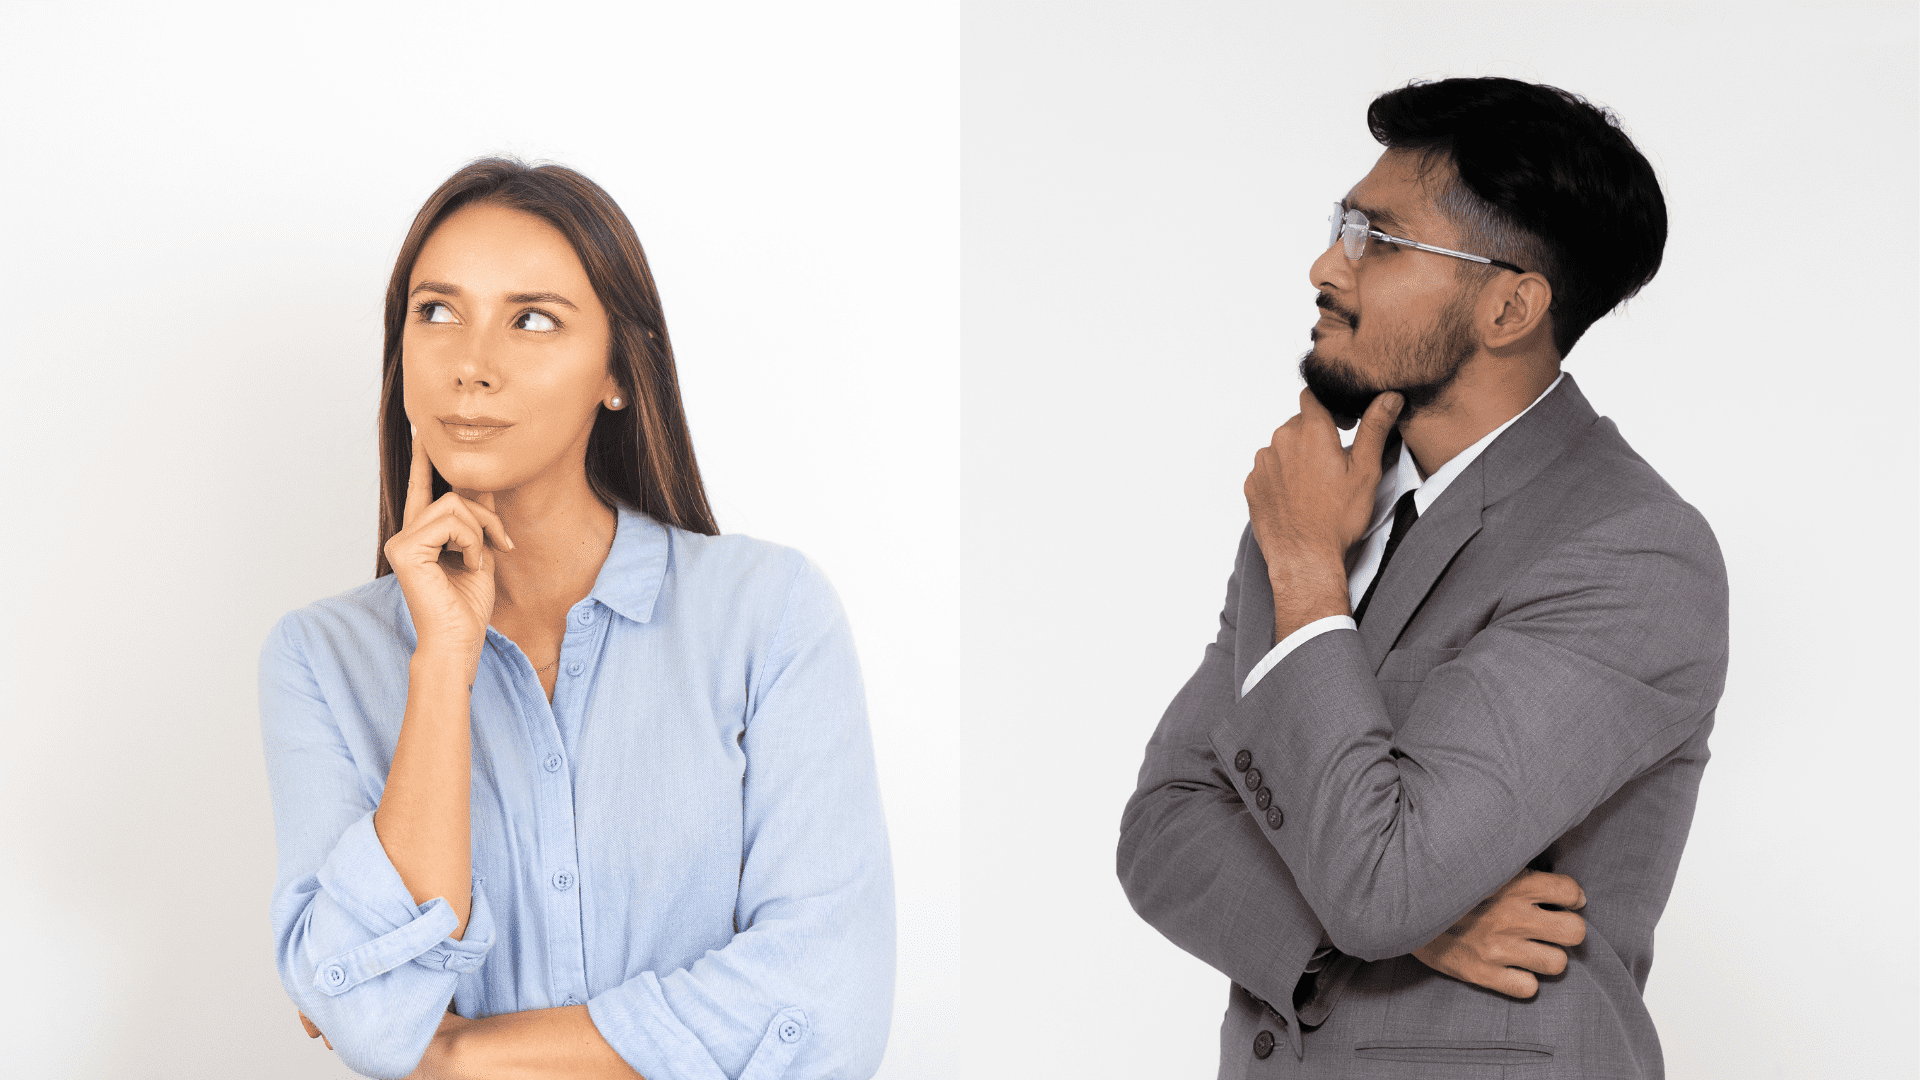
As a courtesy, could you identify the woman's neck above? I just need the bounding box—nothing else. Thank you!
[461,473,618,621]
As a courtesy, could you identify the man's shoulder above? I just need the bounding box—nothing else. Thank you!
[1509,415,1720,562]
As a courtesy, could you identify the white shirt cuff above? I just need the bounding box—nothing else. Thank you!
[1239,615,1356,698]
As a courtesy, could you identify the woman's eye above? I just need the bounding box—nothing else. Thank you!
[421,302,457,323]
[515,310,558,332]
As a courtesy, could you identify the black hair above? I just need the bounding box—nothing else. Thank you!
[1367,77,1666,357]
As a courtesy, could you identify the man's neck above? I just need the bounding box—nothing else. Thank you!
[1399,355,1561,478]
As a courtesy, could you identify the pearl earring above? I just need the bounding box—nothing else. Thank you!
[608,396,623,409]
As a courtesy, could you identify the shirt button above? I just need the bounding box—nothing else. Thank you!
[1234,749,1253,772]
[778,1019,802,1044]
[1253,1030,1276,1059]
[563,996,579,1007]
[1244,767,1263,790]
[544,754,563,772]
[324,964,346,986]
[1266,806,1285,830]
[576,609,595,627]
[553,870,574,891]
[566,661,584,676]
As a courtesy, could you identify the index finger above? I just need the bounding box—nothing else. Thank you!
[1296,387,1340,441]
[403,432,433,527]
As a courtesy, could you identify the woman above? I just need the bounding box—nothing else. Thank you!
[261,159,894,1080]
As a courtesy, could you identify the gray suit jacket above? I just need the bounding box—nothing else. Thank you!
[1117,375,1728,1080]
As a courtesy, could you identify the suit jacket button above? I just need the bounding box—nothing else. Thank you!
[1253,1030,1275,1059]
[1255,786,1271,810]
[1266,806,1285,830]
[1244,767,1262,790]
[1234,749,1253,772]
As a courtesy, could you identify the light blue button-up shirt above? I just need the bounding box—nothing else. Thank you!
[260,504,894,1080]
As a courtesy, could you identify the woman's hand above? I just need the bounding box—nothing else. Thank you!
[382,433,514,675]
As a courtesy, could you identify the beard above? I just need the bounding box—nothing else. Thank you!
[1300,291,1478,428]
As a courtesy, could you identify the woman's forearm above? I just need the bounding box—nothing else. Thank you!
[438,1006,643,1079]
[373,651,475,938]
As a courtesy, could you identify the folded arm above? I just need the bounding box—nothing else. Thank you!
[1222,500,1728,960]
[583,556,895,1080]
[1117,546,1337,1031]
[261,615,497,1080]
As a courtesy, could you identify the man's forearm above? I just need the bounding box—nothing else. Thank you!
[437,1006,642,1080]
[1267,556,1351,643]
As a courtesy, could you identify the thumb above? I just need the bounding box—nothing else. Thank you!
[1352,391,1403,465]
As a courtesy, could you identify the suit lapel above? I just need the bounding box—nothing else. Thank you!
[1357,467,1484,671]
[1357,375,1600,672]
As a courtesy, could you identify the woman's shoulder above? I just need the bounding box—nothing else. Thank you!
[262,574,410,660]
[661,522,844,623]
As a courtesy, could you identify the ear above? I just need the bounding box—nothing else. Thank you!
[1480,272,1554,352]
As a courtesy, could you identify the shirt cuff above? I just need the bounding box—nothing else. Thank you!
[310,811,496,995]
[588,972,813,1080]
[1240,615,1356,698]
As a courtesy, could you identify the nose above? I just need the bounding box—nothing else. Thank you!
[1309,237,1354,294]
[452,332,500,391]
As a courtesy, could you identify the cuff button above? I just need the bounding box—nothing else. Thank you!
[1234,749,1253,772]
[778,1019,802,1044]
[1244,767,1262,790]
[1255,786,1271,810]
[1265,806,1285,830]
[324,965,345,986]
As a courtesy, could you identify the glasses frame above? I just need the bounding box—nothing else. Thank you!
[1329,203,1527,275]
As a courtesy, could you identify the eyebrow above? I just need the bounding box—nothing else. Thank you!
[1342,201,1409,236]
[408,282,579,310]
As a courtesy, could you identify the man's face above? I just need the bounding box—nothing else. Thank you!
[1301,150,1484,427]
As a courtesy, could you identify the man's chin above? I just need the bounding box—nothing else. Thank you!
[1298,351,1382,430]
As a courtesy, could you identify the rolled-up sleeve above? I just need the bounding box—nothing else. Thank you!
[260,615,498,1080]
[587,557,896,1080]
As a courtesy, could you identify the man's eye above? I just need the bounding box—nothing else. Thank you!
[515,311,558,332]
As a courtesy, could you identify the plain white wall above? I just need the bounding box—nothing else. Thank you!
[0,4,956,1078]
[962,3,1918,1078]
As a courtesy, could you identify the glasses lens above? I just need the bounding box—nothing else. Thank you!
[1328,203,1344,251]
[1341,209,1367,261]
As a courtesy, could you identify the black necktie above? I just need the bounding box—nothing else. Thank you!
[1352,490,1418,625]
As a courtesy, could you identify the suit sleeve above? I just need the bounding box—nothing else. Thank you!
[260,614,497,1080]
[586,556,896,1080]
[1117,525,1332,1036]
[1213,499,1729,961]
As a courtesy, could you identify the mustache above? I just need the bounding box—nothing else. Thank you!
[1315,291,1359,330]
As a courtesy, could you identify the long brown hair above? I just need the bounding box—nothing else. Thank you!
[374,158,718,577]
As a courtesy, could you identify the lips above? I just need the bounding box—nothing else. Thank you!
[437,414,514,442]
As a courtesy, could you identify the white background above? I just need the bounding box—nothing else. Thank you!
[0,4,956,1078]
[962,3,1918,1079]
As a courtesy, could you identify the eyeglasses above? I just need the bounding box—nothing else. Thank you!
[1328,203,1527,275]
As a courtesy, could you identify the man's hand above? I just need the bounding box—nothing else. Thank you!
[1246,389,1403,641]
[297,1010,331,1050]
[1412,869,1588,999]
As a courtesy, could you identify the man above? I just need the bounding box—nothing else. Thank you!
[1116,77,1726,1079]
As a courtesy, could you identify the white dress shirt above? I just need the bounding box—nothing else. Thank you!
[1240,373,1565,698]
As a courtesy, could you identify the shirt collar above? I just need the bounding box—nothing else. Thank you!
[587,502,671,624]
[1364,371,1566,538]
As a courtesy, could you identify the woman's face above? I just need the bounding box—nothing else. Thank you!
[401,201,618,496]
